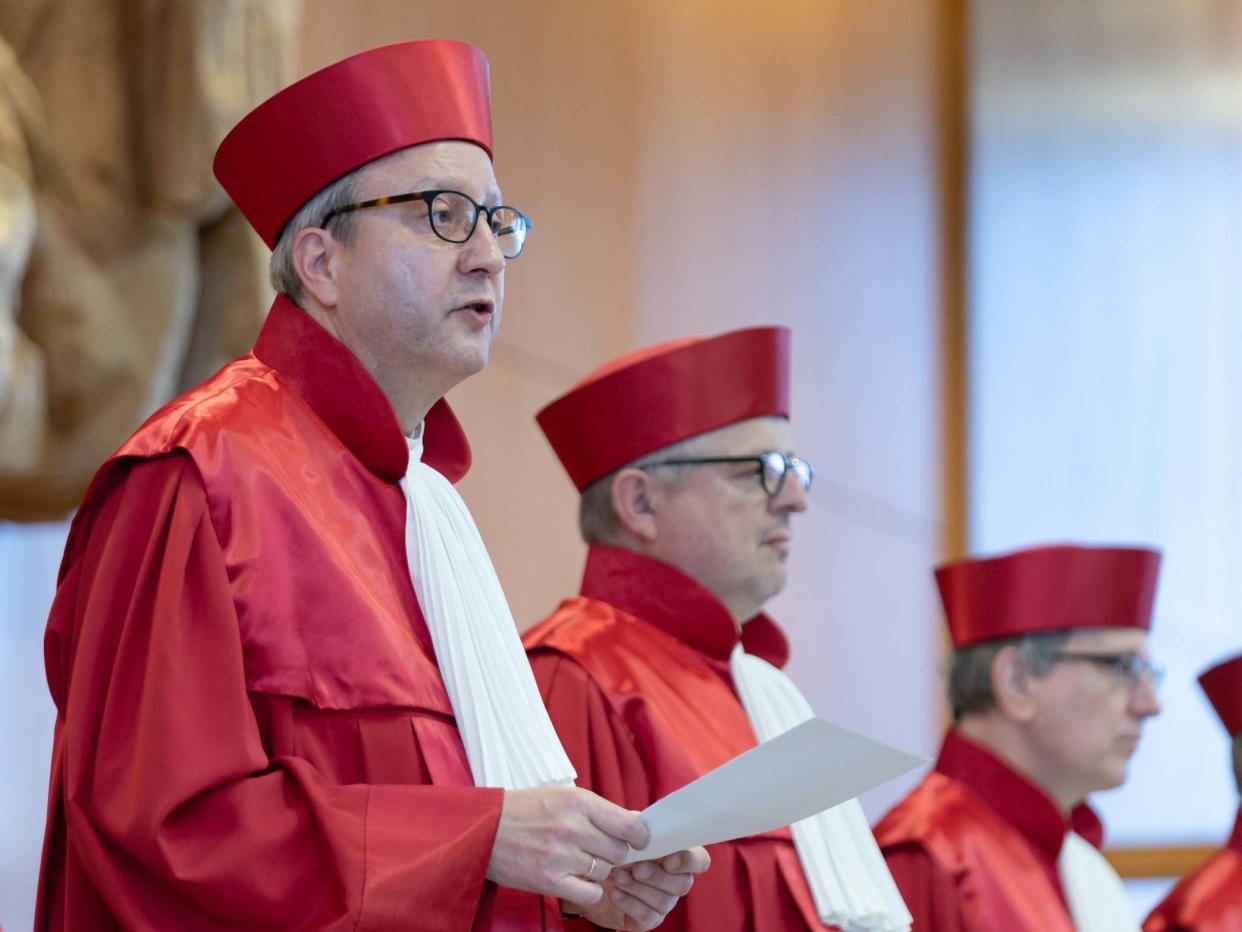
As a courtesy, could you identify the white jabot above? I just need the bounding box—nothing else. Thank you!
[400,427,576,789]
[1058,831,1139,932]
[730,644,913,932]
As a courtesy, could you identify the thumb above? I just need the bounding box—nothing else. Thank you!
[585,793,649,849]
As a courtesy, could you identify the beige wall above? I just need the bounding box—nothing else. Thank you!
[301,0,953,810]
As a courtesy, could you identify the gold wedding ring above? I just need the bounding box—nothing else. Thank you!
[583,855,598,879]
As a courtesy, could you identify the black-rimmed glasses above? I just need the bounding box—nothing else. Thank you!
[322,189,533,259]
[639,451,814,498]
[1050,651,1165,690]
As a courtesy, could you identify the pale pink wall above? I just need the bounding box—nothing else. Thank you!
[300,0,950,813]
[623,3,948,812]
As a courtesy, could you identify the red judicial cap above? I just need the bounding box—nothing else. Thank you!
[1199,653,1242,737]
[935,543,1161,648]
[537,327,791,491]
[214,39,493,247]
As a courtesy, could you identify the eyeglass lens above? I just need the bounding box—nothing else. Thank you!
[758,453,814,496]
[428,192,529,259]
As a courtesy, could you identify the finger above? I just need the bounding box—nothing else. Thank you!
[554,876,605,907]
[578,852,614,884]
[575,831,628,871]
[625,862,694,898]
[578,826,635,866]
[625,816,652,851]
[608,885,667,931]
[660,846,711,875]
[583,792,650,850]
[614,869,681,914]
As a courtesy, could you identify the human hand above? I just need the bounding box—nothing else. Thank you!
[486,786,649,905]
[564,847,711,930]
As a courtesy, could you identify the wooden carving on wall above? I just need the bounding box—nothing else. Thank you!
[0,0,299,520]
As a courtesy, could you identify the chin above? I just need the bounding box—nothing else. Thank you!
[1092,762,1129,793]
[444,343,491,380]
[755,575,786,608]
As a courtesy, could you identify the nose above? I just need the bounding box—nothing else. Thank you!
[1128,673,1162,718]
[458,215,506,278]
[771,474,810,514]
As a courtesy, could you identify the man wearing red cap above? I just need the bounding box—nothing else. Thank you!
[873,543,1164,931]
[523,331,913,932]
[1144,653,1242,931]
[35,41,705,931]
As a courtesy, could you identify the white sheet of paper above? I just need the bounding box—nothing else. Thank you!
[623,717,927,863]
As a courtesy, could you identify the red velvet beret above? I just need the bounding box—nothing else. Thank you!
[214,39,492,248]
[935,543,1161,647]
[536,327,791,491]
[1199,654,1242,737]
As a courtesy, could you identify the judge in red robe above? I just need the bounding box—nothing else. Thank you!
[1144,653,1242,932]
[35,40,704,932]
[529,547,823,930]
[524,330,910,931]
[874,544,1164,931]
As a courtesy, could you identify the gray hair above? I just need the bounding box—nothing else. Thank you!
[268,166,365,303]
[577,433,706,544]
[1232,732,1242,794]
[947,630,1072,722]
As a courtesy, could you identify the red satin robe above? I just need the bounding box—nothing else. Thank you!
[523,545,834,931]
[873,730,1105,932]
[1144,809,1242,932]
[36,296,558,931]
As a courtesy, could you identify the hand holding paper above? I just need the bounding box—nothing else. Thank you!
[623,717,926,863]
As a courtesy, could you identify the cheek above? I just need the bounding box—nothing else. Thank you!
[671,507,740,567]
[717,506,760,548]
[1059,697,1123,757]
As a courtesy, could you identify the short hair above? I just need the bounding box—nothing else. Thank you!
[947,630,1072,722]
[268,166,365,303]
[1232,732,1242,794]
[577,433,706,544]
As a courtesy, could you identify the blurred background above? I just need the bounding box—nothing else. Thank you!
[2,0,1239,927]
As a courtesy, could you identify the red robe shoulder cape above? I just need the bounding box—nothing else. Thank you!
[1144,808,1242,932]
[873,730,1106,932]
[523,544,832,931]
[36,296,557,931]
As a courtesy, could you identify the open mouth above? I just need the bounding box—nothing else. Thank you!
[454,301,494,324]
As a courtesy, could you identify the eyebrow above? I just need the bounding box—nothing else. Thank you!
[408,179,503,204]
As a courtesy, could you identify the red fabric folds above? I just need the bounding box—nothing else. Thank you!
[874,730,1105,932]
[523,545,828,931]
[1144,809,1242,932]
[36,299,553,930]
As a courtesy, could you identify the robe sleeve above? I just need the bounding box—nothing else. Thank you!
[42,452,503,931]
[881,844,967,932]
[527,650,652,812]
[527,651,653,931]
[1140,909,1184,932]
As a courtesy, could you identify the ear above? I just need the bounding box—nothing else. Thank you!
[610,468,660,543]
[291,226,341,309]
[990,645,1038,723]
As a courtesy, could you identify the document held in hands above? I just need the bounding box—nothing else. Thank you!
[624,717,927,863]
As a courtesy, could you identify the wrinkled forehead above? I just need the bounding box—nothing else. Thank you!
[356,140,501,201]
[674,415,792,456]
[1062,626,1151,654]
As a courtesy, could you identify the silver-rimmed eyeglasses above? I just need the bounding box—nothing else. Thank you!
[1050,651,1166,690]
